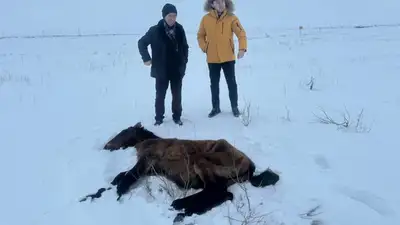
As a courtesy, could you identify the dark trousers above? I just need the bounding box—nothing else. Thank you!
[155,76,182,121]
[208,60,238,109]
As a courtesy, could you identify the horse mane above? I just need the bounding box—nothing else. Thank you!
[137,125,161,141]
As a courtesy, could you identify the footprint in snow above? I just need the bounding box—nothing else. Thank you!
[313,154,331,171]
[334,185,396,217]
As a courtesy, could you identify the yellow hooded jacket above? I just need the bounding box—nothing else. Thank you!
[197,9,247,63]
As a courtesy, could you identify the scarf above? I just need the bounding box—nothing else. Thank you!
[164,21,178,52]
[164,21,176,40]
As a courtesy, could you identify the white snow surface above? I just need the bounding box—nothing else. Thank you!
[1,0,400,225]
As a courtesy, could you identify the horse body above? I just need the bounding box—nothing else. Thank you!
[81,122,280,222]
[134,137,255,189]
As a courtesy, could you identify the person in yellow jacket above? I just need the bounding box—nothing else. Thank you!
[197,0,247,118]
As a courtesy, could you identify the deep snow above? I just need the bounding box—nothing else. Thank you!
[1,0,400,225]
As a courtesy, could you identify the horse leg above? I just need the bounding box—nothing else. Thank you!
[78,158,149,202]
[79,187,112,202]
[78,170,131,202]
[79,170,127,202]
[172,188,233,222]
[249,168,280,187]
[171,177,233,222]
[113,157,149,200]
[184,187,233,215]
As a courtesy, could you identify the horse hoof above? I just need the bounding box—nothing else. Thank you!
[111,172,126,185]
[104,142,116,150]
[173,213,185,223]
[171,199,185,210]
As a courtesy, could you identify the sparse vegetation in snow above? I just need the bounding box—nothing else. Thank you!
[313,106,372,133]
[225,182,272,225]
[240,100,252,127]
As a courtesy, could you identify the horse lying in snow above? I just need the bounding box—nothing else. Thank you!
[80,122,280,222]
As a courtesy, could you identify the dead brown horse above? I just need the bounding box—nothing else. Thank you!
[79,122,280,222]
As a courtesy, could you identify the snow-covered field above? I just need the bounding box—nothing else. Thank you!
[1,0,400,225]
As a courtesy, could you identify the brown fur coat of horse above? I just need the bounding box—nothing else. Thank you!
[80,122,279,223]
[134,137,255,189]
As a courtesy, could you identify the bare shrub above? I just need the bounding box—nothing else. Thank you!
[313,107,350,128]
[141,172,184,202]
[225,182,272,225]
[307,76,315,90]
[146,150,193,201]
[224,164,274,225]
[240,100,252,127]
[313,106,372,133]
[143,178,155,200]
[0,70,31,86]
[156,175,191,200]
[280,105,291,122]
[0,71,12,85]
[352,108,373,133]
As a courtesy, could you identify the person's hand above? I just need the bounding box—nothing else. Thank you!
[237,50,246,59]
[202,42,208,53]
[201,46,206,53]
[144,60,152,66]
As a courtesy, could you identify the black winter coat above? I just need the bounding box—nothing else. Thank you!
[138,19,189,79]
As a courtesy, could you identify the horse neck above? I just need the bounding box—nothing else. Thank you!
[140,129,161,141]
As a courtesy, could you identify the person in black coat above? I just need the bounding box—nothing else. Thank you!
[138,3,189,126]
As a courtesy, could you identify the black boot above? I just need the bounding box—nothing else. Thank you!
[154,119,163,126]
[173,118,183,126]
[232,107,240,117]
[208,108,221,118]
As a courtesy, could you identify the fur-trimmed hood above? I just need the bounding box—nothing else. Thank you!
[203,0,235,13]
